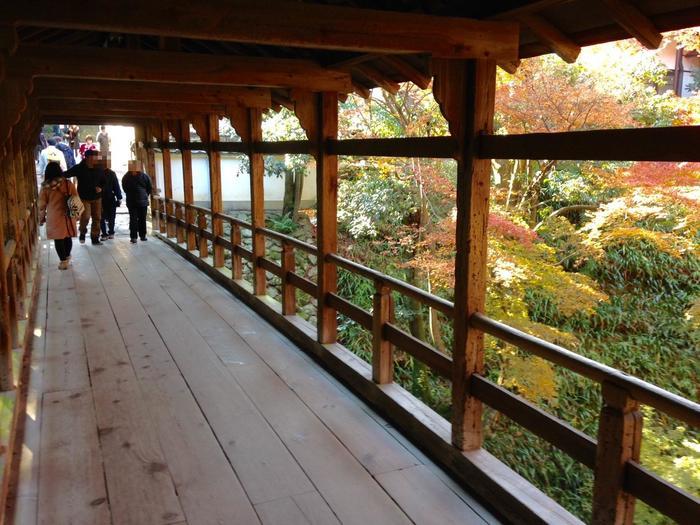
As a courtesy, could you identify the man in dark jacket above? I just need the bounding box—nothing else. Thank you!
[121,160,152,243]
[99,160,122,240]
[65,150,106,244]
[54,135,76,169]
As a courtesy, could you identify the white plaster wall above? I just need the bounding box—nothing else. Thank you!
[164,152,316,210]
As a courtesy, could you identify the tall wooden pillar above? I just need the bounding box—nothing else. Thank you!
[161,121,175,238]
[248,108,266,295]
[0,148,12,391]
[316,92,338,344]
[4,135,21,348]
[144,123,159,230]
[207,114,224,268]
[180,120,196,250]
[442,58,497,451]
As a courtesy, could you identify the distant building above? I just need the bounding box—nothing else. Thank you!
[657,39,700,97]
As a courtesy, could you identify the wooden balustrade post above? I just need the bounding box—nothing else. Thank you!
[281,241,296,315]
[438,58,497,451]
[372,282,394,384]
[175,204,186,244]
[180,120,197,250]
[231,223,242,280]
[316,92,338,344]
[248,108,267,295]
[161,121,176,238]
[197,211,208,258]
[592,382,643,525]
[207,114,225,268]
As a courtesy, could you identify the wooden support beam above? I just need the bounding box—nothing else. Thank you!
[600,0,663,49]
[492,0,570,20]
[3,1,520,60]
[38,98,228,117]
[350,80,372,100]
[592,382,643,524]
[248,108,266,295]
[434,58,497,451]
[160,121,176,238]
[0,161,12,391]
[380,56,431,90]
[354,64,400,94]
[12,45,353,92]
[144,123,159,230]
[498,60,521,74]
[478,126,700,162]
[207,114,225,268]
[518,13,581,63]
[33,79,272,108]
[316,92,339,344]
[519,7,700,59]
[179,120,196,250]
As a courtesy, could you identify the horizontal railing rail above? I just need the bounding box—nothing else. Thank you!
[470,313,700,428]
[153,194,700,522]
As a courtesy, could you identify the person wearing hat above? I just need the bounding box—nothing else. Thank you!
[37,137,67,175]
[65,150,106,245]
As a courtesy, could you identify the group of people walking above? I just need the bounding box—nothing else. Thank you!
[39,147,153,270]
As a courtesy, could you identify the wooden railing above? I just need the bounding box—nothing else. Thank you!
[153,196,699,524]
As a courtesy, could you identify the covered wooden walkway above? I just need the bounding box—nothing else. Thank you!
[14,220,499,525]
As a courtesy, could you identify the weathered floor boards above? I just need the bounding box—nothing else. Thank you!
[17,220,500,525]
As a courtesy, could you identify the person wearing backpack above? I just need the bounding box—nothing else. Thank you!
[65,150,106,245]
[39,163,79,270]
[121,160,152,243]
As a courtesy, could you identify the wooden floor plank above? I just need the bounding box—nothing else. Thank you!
[113,247,412,522]
[70,248,185,525]
[144,239,504,524]
[24,228,503,525]
[38,389,111,525]
[87,247,260,525]
[225,362,412,525]
[377,464,489,525]
[42,261,90,393]
[13,242,51,525]
[106,242,316,506]
[255,492,340,525]
[142,241,422,476]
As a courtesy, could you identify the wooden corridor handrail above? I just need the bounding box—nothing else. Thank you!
[327,253,455,317]
[156,196,700,428]
[470,313,700,428]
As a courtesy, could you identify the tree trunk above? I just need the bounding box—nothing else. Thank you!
[293,169,304,219]
[282,171,295,216]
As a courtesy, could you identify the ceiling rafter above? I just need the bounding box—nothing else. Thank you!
[1,0,519,60]
[33,78,272,108]
[518,13,580,63]
[600,0,663,49]
[11,44,353,92]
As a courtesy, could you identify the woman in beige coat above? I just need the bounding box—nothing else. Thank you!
[39,163,79,270]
